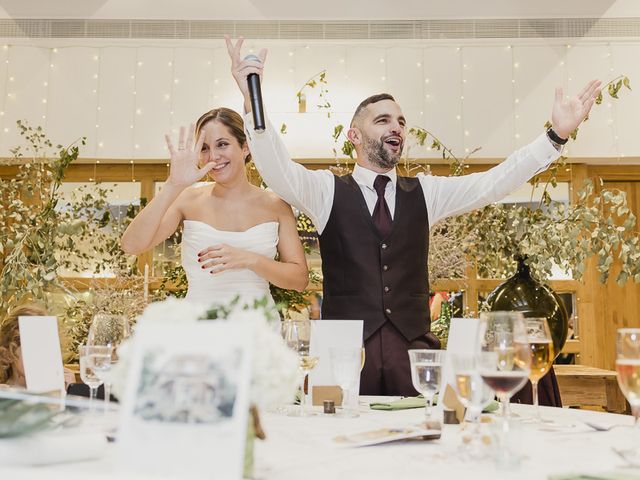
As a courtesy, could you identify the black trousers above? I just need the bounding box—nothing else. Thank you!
[360,321,441,396]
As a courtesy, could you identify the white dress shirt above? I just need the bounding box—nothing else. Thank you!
[244,114,560,234]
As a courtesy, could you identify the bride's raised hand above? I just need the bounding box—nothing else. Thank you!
[164,124,215,188]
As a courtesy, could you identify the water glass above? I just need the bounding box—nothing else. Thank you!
[330,347,362,418]
[79,345,111,412]
[408,349,444,428]
[88,313,130,408]
[451,354,495,458]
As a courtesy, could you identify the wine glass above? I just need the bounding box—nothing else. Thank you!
[477,311,530,469]
[451,354,495,458]
[477,311,531,421]
[87,313,130,409]
[524,317,555,423]
[408,349,444,428]
[281,319,318,416]
[330,347,362,418]
[614,328,640,465]
[79,345,110,413]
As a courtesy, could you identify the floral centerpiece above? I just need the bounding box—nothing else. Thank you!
[111,297,299,412]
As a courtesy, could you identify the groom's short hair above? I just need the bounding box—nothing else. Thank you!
[350,93,396,127]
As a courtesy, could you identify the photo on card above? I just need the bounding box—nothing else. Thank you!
[133,349,241,424]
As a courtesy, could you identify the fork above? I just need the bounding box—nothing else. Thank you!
[583,421,630,432]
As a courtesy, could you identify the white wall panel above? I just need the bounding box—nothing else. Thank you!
[0,46,46,152]
[96,47,136,158]
[420,47,464,158]
[386,47,423,131]
[611,44,640,159]
[47,47,98,152]
[512,45,565,148]
[0,40,637,161]
[131,48,173,158]
[170,47,216,133]
[565,45,613,157]
[461,46,514,157]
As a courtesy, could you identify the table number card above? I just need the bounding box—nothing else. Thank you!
[441,317,481,414]
[18,316,65,394]
[308,320,363,403]
[116,320,253,480]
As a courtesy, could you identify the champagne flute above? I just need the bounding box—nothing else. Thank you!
[615,328,640,465]
[408,349,444,428]
[524,317,554,423]
[282,319,318,416]
[87,313,130,409]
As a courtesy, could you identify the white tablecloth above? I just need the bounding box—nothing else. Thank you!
[1,398,637,479]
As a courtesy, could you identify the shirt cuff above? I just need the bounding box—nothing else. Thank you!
[243,112,271,141]
[529,132,561,170]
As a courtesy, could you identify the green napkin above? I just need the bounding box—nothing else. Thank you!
[369,396,499,413]
[370,396,429,411]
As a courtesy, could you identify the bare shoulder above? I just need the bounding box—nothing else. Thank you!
[181,183,213,200]
[258,188,294,214]
[173,183,212,212]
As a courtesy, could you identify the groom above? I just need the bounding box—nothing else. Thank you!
[225,37,601,396]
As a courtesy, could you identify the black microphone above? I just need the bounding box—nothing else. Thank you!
[244,54,265,132]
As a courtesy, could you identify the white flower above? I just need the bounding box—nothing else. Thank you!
[111,298,299,410]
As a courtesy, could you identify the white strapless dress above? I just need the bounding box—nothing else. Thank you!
[181,220,279,307]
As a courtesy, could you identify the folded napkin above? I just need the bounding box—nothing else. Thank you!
[370,396,431,411]
[0,430,107,466]
[370,396,499,413]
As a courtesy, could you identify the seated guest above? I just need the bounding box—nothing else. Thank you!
[0,304,75,388]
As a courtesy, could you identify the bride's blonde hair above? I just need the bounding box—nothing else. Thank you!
[0,304,46,384]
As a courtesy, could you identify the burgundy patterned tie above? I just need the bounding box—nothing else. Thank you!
[372,175,392,237]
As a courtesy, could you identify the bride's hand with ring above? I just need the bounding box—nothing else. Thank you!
[165,124,215,189]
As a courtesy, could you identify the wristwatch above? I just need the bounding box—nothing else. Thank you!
[546,127,568,151]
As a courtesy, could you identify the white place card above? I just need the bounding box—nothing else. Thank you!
[308,319,363,398]
[441,317,481,404]
[18,316,65,394]
[116,319,253,480]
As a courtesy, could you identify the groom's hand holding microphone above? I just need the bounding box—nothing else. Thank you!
[225,36,267,131]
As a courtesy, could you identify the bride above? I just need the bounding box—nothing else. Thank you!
[121,107,308,305]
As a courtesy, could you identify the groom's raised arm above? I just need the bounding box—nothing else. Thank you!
[420,79,601,226]
[226,36,335,234]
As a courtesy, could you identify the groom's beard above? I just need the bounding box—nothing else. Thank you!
[363,135,402,170]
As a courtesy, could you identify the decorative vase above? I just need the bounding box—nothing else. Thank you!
[486,256,569,356]
[298,93,306,113]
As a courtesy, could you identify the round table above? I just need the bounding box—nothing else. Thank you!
[255,398,637,480]
[1,397,636,479]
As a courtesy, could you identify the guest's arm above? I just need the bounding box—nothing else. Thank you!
[225,36,335,234]
[420,80,601,225]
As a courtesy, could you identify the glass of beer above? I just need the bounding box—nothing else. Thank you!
[615,328,640,465]
[524,317,555,423]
